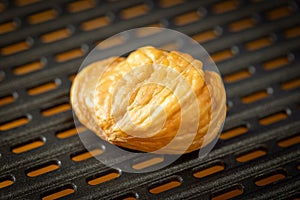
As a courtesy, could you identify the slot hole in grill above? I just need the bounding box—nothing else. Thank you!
[0,94,15,106]
[120,4,150,20]
[123,197,136,200]
[212,0,239,14]
[149,177,181,194]
[71,148,103,162]
[224,69,252,83]
[0,3,4,12]
[1,40,31,56]
[67,0,95,13]
[11,137,45,154]
[26,160,60,177]
[56,126,87,139]
[27,80,59,96]
[0,175,15,189]
[266,5,293,21]
[136,23,162,37]
[277,133,300,148]
[41,184,76,200]
[228,17,256,32]
[41,103,71,117]
[132,157,164,170]
[212,185,243,200]
[192,29,219,43]
[259,110,288,126]
[116,193,138,200]
[281,78,300,90]
[27,9,58,24]
[211,48,235,63]
[236,148,267,162]
[262,55,290,70]
[159,0,185,8]
[55,48,85,62]
[87,169,120,186]
[241,89,269,104]
[174,10,202,26]
[220,125,248,140]
[245,36,273,51]
[284,25,300,38]
[97,36,124,50]
[0,21,17,34]
[193,162,225,178]
[40,28,72,43]
[15,0,40,6]
[13,60,44,75]
[80,16,110,31]
[159,42,179,51]
[0,71,4,82]
[254,170,286,186]
[0,116,29,131]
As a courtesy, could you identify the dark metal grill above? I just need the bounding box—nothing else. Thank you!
[0,0,300,199]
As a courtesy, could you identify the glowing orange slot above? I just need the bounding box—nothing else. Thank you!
[193,163,225,178]
[67,0,95,13]
[132,157,164,170]
[28,9,58,24]
[174,11,202,26]
[87,171,120,186]
[149,180,181,194]
[81,16,110,31]
[120,4,149,20]
[236,149,267,162]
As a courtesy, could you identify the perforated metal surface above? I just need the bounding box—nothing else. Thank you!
[0,0,300,199]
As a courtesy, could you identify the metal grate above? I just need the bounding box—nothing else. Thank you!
[0,0,300,199]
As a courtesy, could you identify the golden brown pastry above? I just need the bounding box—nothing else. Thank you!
[91,46,226,154]
[70,57,124,139]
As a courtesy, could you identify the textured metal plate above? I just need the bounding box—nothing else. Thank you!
[0,0,299,199]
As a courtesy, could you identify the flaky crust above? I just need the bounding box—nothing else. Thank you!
[92,46,226,154]
[70,57,124,139]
